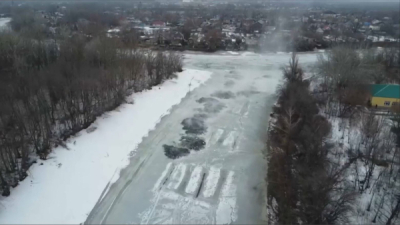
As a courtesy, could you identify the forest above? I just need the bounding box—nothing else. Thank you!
[0,30,182,196]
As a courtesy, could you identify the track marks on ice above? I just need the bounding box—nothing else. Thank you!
[142,163,237,224]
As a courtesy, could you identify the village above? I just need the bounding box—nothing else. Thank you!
[2,0,399,52]
[0,1,399,224]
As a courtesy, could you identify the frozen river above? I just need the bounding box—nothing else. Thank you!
[85,51,320,224]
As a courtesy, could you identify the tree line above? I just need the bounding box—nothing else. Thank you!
[317,47,400,224]
[267,54,356,224]
[267,47,400,224]
[0,31,182,196]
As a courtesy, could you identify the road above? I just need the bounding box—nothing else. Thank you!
[85,51,318,224]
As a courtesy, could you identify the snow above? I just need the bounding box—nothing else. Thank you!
[0,69,211,224]
[216,171,237,224]
[0,51,322,224]
[167,163,187,190]
[142,164,238,224]
[210,128,224,145]
[227,51,239,55]
[222,130,237,147]
[107,28,120,33]
[136,26,170,35]
[0,18,11,30]
[185,165,203,194]
[202,166,221,198]
[322,103,398,224]
[153,162,173,192]
[241,52,259,57]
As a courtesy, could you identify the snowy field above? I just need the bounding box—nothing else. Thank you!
[0,51,321,224]
[0,69,211,224]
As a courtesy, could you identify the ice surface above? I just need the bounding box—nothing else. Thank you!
[202,166,221,198]
[185,166,203,194]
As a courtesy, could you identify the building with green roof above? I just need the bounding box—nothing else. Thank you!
[371,84,400,107]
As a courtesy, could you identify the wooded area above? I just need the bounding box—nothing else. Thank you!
[0,31,182,196]
[267,54,355,224]
[267,47,400,224]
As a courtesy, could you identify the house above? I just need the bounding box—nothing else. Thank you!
[322,11,337,18]
[316,28,324,34]
[323,25,331,31]
[371,19,382,25]
[370,84,400,108]
[370,25,380,31]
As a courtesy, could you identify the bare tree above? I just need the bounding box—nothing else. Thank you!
[385,195,400,225]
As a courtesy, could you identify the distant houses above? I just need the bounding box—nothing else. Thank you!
[152,21,166,28]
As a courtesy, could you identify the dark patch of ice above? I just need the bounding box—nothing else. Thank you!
[193,113,208,119]
[204,102,225,113]
[197,97,219,104]
[180,136,206,151]
[163,145,190,159]
[211,91,235,99]
[237,90,260,97]
[181,116,207,135]
[224,80,235,87]
[197,97,225,113]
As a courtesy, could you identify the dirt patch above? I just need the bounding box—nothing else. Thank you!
[180,136,206,151]
[211,91,235,99]
[181,115,207,135]
[237,90,260,97]
[163,145,190,159]
[224,80,235,87]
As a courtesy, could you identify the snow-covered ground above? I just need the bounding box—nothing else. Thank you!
[134,26,170,35]
[0,18,11,30]
[327,113,398,224]
[0,69,211,224]
[314,74,400,225]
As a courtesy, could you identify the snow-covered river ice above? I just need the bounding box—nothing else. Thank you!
[85,51,320,224]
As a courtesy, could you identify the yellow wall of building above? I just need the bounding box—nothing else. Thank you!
[371,97,400,107]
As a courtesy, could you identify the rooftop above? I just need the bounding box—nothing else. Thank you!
[371,84,400,99]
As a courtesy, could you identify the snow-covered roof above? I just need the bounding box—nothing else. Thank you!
[107,28,120,33]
